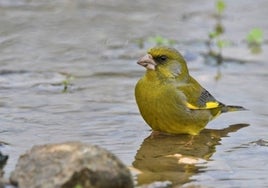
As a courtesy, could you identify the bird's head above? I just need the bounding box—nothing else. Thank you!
[137,46,189,79]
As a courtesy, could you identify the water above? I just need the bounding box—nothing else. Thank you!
[0,0,267,187]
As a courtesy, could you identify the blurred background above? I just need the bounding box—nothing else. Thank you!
[0,0,267,187]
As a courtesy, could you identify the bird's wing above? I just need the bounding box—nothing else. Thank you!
[178,76,222,110]
[185,89,221,110]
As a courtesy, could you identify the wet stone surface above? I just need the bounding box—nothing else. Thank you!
[10,142,133,188]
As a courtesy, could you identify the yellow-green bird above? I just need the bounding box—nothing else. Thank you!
[135,46,246,135]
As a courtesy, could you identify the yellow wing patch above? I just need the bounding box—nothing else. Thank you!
[186,101,220,110]
[206,101,220,108]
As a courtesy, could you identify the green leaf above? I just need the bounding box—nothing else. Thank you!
[148,35,174,46]
[246,28,264,45]
[209,31,218,39]
[216,0,226,14]
[216,39,229,48]
[74,184,83,188]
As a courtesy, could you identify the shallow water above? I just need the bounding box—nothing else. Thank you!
[0,0,267,187]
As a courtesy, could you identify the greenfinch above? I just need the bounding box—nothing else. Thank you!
[135,46,246,135]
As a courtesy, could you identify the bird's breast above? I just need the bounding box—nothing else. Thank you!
[135,76,184,125]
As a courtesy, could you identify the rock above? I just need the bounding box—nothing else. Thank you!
[0,180,4,188]
[10,142,133,188]
[0,152,8,171]
[0,151,9,188]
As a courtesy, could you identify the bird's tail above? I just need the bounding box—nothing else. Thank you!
[222,105,247,113]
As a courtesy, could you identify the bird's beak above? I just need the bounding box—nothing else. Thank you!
[137,54,156,70]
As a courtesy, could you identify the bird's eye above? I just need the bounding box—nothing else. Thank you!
[157,55,168,63]
[160,55,167,61]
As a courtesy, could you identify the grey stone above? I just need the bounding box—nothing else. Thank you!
[0,151,9,188]
[10,142,133,188]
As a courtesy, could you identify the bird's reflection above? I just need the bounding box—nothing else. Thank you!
[132,123,249,186]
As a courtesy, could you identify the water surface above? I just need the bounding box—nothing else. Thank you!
[0,0,267,187]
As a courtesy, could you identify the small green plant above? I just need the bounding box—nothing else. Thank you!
[147,35,175,46]
[216,0,226,15]
[74,184,83,188]
[62,74,74,93]
[246,28,264,53]
[207,0,228,65]
[246,28,263,45]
